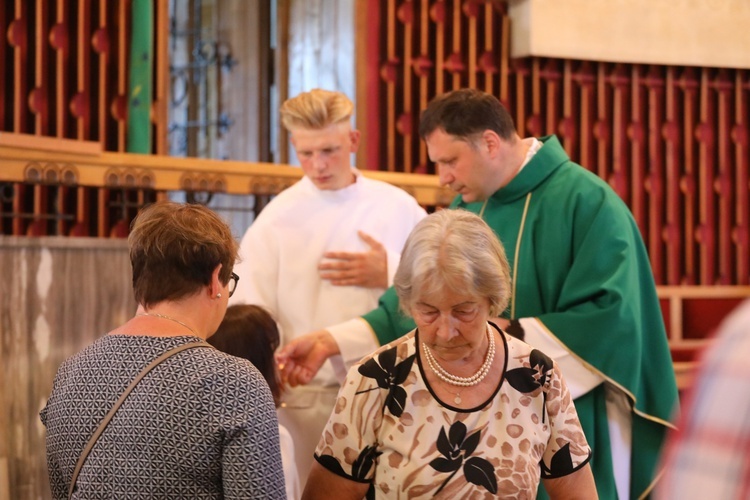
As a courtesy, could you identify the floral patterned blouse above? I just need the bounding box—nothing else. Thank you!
[313,325,592,499]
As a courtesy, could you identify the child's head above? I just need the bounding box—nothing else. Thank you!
[209,304,282,406]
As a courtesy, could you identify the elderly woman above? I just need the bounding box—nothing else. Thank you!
[41,202,286,499]
[303,209,597,499]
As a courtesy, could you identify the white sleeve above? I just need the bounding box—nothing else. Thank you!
[326,318,380,383]
[518,317,604,399]
[229,220,279,317]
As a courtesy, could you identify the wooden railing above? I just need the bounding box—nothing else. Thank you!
[0,132,453,206]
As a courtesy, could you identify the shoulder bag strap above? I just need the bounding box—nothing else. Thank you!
[67,341,213,499]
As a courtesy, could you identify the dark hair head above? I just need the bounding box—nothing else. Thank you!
[418,88,516,142]
[128,201,239,308]
[208,304,282,406]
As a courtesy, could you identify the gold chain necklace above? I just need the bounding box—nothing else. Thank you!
[136,312,198,337]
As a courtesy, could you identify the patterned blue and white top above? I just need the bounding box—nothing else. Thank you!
[41,334,286,499]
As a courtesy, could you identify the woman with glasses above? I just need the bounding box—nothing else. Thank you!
[41,201,286,499]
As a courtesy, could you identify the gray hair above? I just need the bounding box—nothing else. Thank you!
[393,209,511,318]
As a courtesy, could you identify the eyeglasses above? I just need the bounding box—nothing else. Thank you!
[228,272,240,297]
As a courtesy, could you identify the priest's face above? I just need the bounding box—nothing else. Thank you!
[290,122,360,191]
[425,128,496,203]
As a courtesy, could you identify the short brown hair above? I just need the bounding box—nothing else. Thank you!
[419,88,516,142]
[279,88,354,131]
[208,305,282,406]
[129,201,238,308]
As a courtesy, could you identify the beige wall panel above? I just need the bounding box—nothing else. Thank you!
[509,0,750,69]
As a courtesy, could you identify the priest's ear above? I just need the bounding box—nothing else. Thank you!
[480,130,502,158]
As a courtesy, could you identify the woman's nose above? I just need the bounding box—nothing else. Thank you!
[435,314,458,340]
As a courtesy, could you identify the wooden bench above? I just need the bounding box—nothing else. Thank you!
[658,286,750,391]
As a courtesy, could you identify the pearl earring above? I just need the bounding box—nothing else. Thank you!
[216,293,222,299]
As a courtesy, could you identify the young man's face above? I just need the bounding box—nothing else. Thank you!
[290,122,360,191]
[425,128,495,203]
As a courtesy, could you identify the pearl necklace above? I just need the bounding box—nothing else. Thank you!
[422,326,495,404]
[136,312,199,337]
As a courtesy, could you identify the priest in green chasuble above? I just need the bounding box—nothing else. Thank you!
[279,89,679,500]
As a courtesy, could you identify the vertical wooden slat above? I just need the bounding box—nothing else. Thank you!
[95,0,108,146]
[434,0,444,96]
[402,1,413,172]
[666,67,683,284]
[417,0,429,168]
[735,71,749,284]
[154,0,169,155]
[697,68,715,284]
[117,0,128,151]
[450,0,460,89]
[386,0,395,170]
[33,0,50,136]
[76,0,91,140]
[647,66,666,283]
[467,5,476,90]
[595,63,607,179]
[483,2,492,96]
[53,0,70,139]
[680,68,700,285]
[610,65,629,201]
[577,62,594,171]
[499,10,509,106]
[630,65,646,234]
[715,70,732,284]
[12,0,29,134]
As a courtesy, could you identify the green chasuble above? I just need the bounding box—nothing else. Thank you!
[362,135,679,499]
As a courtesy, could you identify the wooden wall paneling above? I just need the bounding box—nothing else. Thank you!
[666,66,683,285]
[735,71,749,284]
[675,68,701,285]
[75,0,92,140]
[401,1,413,173]
[697,68,715,284]
[11,0,30,134]
[714,70,733,285]
[33,0,50,136]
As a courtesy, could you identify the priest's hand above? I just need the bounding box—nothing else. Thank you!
[318,231,388,288]
[277,330,340,387]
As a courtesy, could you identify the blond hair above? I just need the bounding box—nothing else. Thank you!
[280,88,354,130]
